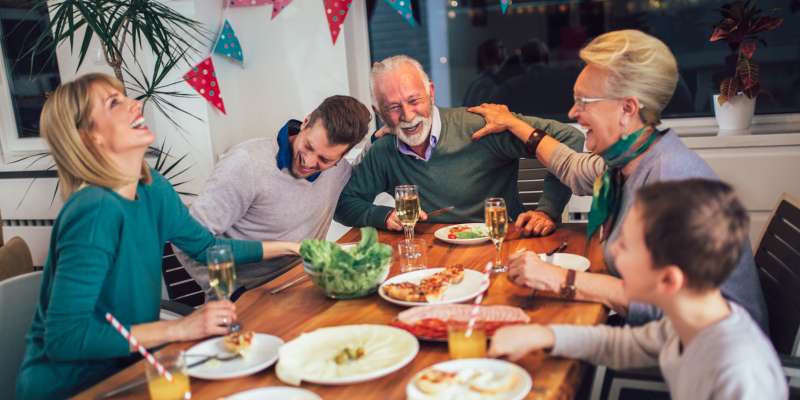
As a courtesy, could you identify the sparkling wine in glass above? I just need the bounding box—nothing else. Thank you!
[207,244,239,332]
[395,185,420,241]
[485,198,508,273]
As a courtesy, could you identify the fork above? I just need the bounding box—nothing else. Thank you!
[186,352,242,368]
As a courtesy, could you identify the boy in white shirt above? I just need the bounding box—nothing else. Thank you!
[490,179,787,400]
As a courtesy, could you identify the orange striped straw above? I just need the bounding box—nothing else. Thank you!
[465,261,493,337]
[105,312,173,382]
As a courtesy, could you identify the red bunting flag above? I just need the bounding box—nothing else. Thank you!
[323,0,353,45]
[229,0,272,6]
[271,0,293,19]
[183,57,226,114]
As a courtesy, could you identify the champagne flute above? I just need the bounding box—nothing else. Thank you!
[207,244,239,332]
[395,185,420,241]
[485,198,508,273]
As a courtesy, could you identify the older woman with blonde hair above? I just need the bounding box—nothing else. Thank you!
[16,73,299,399]
[469,30,767,329]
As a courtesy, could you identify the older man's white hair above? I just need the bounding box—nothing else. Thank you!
[370,55,432,107]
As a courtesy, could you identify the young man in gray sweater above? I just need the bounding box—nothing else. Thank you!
[491,179,786,399]
[177,95,371,289]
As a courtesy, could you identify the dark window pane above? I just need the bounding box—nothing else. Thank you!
[0,3,61,138]
[368,0,800,121]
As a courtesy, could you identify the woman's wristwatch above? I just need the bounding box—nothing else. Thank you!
[525,128,544,154]
[560,269,577,300]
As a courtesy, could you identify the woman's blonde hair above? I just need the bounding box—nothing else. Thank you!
[580,30,678,126]
[40,73,151,200]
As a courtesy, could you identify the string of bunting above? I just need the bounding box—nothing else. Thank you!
[182,0,457,114]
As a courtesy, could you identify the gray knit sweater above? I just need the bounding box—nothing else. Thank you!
[550,302,786,400]
[546,129,768,330]
[177,137,351,288]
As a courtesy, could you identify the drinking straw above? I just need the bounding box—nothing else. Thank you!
[465,261,494,337]
[105,312,173,382]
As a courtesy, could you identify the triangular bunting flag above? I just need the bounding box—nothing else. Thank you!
[214,20,244,64]
[323,0,353,45]
[184,57,226,114]
[229,0,272,6]
[500,0,510,14]
[271,0,293,19]
[383,0,416,27]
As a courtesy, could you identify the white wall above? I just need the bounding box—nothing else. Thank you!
[0,0,372,262]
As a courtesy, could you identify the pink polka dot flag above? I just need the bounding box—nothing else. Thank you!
[183,57,226,114]
[323,0,353,45]
[229,0,272,6]
[214,20,243,64]
[271,0,293,19]
[500,0,510,14]
[383,0,416,27]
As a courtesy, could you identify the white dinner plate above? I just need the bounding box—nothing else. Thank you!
[406,358,533,400]
[276,324,419,385]
[434,223,491,245]
[539,252,591,272]
[225,386,321,400]
[379,268,490,307]
[185,333,284,380]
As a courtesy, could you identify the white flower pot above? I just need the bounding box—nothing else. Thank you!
[713,94,756,136]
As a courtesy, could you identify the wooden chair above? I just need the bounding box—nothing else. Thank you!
[161,243,206,315]
[518,158,548,211]
[755,193,800,395]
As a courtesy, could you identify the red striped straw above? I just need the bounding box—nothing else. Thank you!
[105,312,173,382]
[465,261,494,337]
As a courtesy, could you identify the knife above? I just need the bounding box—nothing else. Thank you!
[426,206,455,217]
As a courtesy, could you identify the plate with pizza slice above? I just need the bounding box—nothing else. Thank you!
[434,223,491,245]
[378,265,489,307]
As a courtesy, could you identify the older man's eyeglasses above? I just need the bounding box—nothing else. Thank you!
[572,96,613,111]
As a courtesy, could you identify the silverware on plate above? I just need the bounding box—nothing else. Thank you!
[186,352,242,368]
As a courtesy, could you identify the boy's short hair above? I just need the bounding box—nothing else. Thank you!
[307,95,371,151]
[635,179,749,290]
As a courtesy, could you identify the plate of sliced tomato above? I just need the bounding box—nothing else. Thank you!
[434,223,491,245]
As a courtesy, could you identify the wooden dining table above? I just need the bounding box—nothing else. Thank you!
[78,223,608,400]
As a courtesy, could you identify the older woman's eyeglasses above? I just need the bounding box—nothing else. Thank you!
[572,96,613,111]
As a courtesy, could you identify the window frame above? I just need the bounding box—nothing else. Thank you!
[0,6,54,161]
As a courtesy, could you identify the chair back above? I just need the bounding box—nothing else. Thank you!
[0,271,42,400]
[755,193,800,356]
[0,237,34,282]
[162,244,205,307]
[518,158,547,211]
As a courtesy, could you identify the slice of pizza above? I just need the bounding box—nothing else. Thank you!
[383,282,426,302]
[420,275,450,302]
[415,368,457,395]
[441,264,465,284]
[223,330,254,354]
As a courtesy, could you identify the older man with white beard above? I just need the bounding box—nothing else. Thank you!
[334,55,585,234]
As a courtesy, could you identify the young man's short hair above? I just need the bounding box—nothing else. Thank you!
[634,179,749,290]
[307,95,371,150]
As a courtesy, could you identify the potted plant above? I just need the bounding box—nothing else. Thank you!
[709,0,783,134]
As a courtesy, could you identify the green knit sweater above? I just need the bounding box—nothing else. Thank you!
[16,170,263,400]
[334,107,585,229]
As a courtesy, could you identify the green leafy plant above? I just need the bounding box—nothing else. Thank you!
[23,0,210,124]
[709,0,783,104]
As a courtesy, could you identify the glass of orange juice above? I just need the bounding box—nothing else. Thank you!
[146,349,191,400]
[447,321,487,359]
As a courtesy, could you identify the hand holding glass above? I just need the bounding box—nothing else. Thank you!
[207,244,239,331]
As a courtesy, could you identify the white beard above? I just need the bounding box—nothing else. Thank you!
[393,115,432,147]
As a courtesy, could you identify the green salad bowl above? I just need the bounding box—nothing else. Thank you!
[302,243,392,299]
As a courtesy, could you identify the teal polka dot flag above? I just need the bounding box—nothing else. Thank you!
[214,19,244,64]
[383,0,416,27]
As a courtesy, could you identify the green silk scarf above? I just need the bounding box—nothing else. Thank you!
[587,126,659,240]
